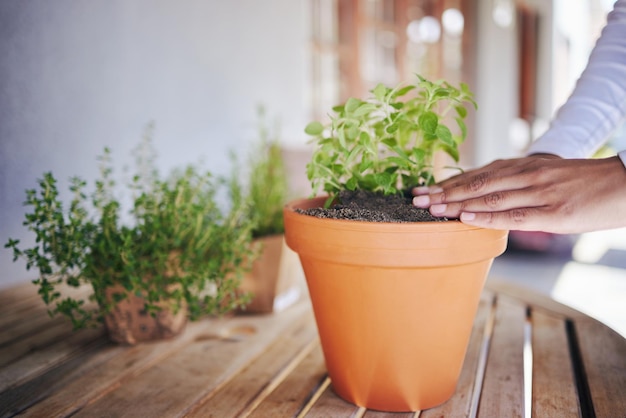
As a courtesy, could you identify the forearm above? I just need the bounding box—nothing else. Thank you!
[528,0,626,158]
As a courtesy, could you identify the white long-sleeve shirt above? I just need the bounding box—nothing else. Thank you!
[527,0,626,167]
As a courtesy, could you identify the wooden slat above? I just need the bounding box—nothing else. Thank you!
[575,317,626,418]
[477,295,525,418]
[248,341,327,417]
[0,341,120,417]
[0,310,64,347]
[363,409,415,417]
[0,326,105,393]
[184,314,318,417]
[422,291,494,418]
[0,293,51,334]
[13,324,213,418]
[530,309,579,417]
[69,300,313,418]
[0,282,40,309]
[486,279,585,319]
[0,319,77,368]
[304,382,360,417]
[0,284,95,344]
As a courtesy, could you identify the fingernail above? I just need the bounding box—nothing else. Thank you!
[413,186,430,195]
[413,195,430,207]
[460,212,476,221]
[430,204,447,214]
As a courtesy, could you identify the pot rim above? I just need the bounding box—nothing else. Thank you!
[284,196,505,234]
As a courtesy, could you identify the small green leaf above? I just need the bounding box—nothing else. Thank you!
[358,159,373,173]
[345,98,362,113]
[436,125,454,146]
[418,111,438,134]
[392,85,415,98]
[373,83,387,101]
[384,156,410,169]
[440,144,460,162]
[424,133,438,142]
[381,137,397,148]
[346,123,359,140]
[353,103,377,117]
[455,117,467,142]
[304,121,324,136]
[385,124,399,134]
[433,88,450,99]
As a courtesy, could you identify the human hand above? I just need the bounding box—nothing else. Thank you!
[412,154,626,234]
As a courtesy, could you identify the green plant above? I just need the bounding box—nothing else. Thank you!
[5,133,255,329]
[234,106,289,238]
[304,74,476,206]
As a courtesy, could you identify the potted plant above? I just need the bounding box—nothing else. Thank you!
[233,107,301,314]
[283,75,508,411]
[5,133,256,345]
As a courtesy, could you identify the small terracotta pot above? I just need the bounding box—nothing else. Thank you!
[103,253,188,345]
[283,196,508,412]
[237,235,302,314]
[103,285,187,345]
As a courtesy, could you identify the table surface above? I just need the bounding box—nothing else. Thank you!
[0,278,625,418]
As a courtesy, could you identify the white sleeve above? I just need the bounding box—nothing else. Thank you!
[527,0,626,163]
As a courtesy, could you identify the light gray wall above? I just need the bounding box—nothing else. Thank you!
[0,1,309,289]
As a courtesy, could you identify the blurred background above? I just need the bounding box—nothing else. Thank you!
[1,0,624,334]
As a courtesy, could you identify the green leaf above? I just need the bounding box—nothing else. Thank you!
[455,117,467,142]
[436,125,454,146]
[353,103,377,117]
[392,85,415,98]
[440,144,460,162]
[372,83,387,101]
[455,105,467,118]
[384,156,410,169]
[346,123,359,140]
[418,111,438,134]
[358,159,373,173]
[345,98,362,113]
[304,121,324,136]
[385,124,399,134]
[433,88,450,99]
[381,137,397,148]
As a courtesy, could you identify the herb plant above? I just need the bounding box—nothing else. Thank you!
[233,106,289,238]
[5,133,255,329]
[304,75,476,205]
[248,108,289,238]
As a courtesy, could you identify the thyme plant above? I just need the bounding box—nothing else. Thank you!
[5,135,255,329]
[304,75,476,206]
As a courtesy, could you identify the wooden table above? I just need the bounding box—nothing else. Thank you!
[1,279,624,418]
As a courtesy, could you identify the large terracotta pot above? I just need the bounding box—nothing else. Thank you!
[283,196,508,412]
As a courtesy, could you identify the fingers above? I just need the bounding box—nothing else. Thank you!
[414,187,541,219]
[458,208,550,231]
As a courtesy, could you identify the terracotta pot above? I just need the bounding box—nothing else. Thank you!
[283,196,508,412]
[237,234,302,314]
[103,253,188,345]
[103,285,187,345]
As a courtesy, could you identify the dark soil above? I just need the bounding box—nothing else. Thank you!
[297,190,449,223]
